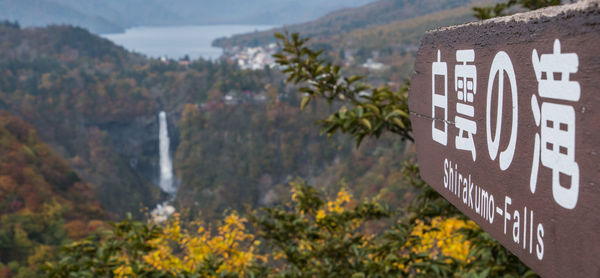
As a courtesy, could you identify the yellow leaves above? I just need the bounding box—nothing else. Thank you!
[291,186,299,201]
[310,188,354,226]
[325,188,351,215]
[140,212,263,276]
[113,265,133,278]
[316,209,326,221]
[408,217,477,263]
[114,254,134,278]
[336,188,351,204]
[298,239,313,251]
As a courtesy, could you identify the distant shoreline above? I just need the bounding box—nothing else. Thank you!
[102,24,277,61]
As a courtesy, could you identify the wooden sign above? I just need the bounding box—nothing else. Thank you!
[408,2,600,277]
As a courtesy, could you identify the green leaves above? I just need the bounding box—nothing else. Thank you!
[272,30,539,278]
[272,32,413,146]
[459,225,538,278]
[252,180,395,277]
[44,215,167,278]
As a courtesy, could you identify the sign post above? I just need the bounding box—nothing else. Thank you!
[408,1,600,277]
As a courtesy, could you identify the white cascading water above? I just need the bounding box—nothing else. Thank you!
[158,111,176,194]
[152,111,176,223]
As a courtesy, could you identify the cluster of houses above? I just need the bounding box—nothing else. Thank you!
[156,41,420,74]
[224,44,395,72]
[159,43,402,73]
[224,43,279,70]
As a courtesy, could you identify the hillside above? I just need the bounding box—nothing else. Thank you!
[0,2,559,276]
[213,0,477,48]
[0,20,425,229]
[0,22,162,216]
[0,0,124,33]
[0,0,376,34]
[0,22,409,224]
[0,0,485,221]
[332,4,477,51]
[0,112,106,276]
[161,0,377,25]
[174,96,417,221]
[0,3,487,276]
[324,3,479,81]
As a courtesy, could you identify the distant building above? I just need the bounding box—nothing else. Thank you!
[362,58,389,71]
[224,91,240,105]
[253,91,267,102]
[178,60,191,66]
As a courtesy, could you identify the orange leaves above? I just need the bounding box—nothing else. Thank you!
[0,175,17,192]
[64,220,88,239]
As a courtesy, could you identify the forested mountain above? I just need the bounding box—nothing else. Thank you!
[319,4,478,80]
[213,0,481,90]
[0,0,125,33]
[174,95,418,222]
[0,0,568,275]
[159,0,376,25]
[0,21,413,225]
[0,0,375,34]
[0,1,486,275]
[0,112,106,276]
[0,0,485,234]
[213,0,478,48]
[0,22,163,216]
[0,21,351,276]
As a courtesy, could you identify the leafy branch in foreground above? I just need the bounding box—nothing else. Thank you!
[272,31,538,277]
[273,32,413,146]
[251,180,478,277]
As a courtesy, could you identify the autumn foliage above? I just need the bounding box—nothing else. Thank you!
[47,181,484,277]
[0,112,106,277]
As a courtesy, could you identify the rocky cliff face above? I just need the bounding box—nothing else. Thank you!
[42,113,168,217]
[98,115,160,187]
[30,106,184,217]
[98,111,182,193]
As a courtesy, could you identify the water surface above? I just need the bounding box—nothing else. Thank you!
[103,25,275,60]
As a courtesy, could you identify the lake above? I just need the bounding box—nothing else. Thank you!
[102,25,276,60]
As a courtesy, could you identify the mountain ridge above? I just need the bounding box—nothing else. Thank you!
[0,0,124,33]
[0,0,377,34]
[213,0,478,48]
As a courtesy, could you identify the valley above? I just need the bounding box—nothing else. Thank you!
[0,0,490,275]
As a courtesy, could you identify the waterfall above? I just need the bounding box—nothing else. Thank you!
[151,111,177,223]
[158,111,176,194]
